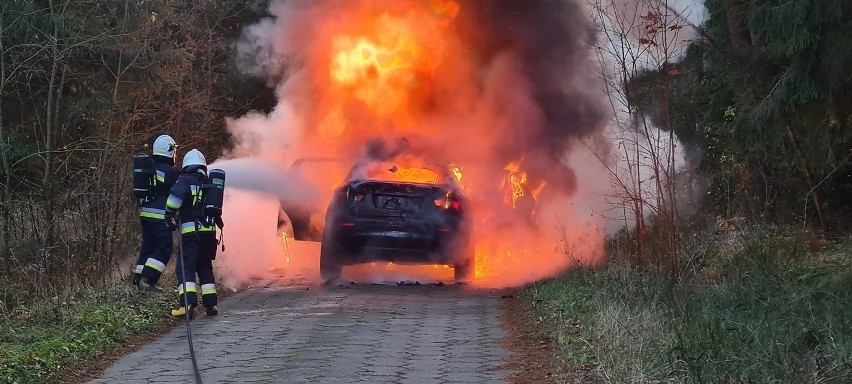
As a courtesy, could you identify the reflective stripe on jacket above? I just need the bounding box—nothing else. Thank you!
[165,170,215,235]
[180,221,215,234]
[140,207,166,220]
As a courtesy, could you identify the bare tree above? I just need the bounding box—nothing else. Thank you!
[586,0,700,272]
[1,2,10,273]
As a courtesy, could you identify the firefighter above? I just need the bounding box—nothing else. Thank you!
[164,149,219,318]
[133,135,178,292]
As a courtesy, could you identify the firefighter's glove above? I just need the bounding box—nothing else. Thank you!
[215,216,225,229]
[165,216,177,231]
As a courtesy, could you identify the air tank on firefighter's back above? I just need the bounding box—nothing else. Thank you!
[204,168,226,218]
[132,153,155,201]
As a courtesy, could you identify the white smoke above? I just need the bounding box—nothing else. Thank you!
[214,188,322,290]
[575,0,707,233]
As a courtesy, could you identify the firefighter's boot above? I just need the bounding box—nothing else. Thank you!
[170,305,196,319]
[137,281,163,293]
[206,305,219,317]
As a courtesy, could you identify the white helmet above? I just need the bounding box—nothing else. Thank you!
[181,149,207,173]
[152,135,177,160]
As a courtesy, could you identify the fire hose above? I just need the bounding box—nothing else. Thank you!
[177,232,204,384]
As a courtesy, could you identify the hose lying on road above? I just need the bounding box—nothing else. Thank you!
[178,233,204,384]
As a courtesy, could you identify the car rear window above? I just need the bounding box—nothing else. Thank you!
[365,164,441,184]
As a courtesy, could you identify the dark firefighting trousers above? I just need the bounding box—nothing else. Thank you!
[134,220,173,286]
[176,231,218,308]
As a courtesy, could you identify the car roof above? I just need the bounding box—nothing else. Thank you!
[288,156,460,186]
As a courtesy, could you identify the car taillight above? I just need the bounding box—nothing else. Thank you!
[434,196,461,211]
[346,188,365,203]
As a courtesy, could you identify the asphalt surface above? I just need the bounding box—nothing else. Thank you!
[86,280,512,384]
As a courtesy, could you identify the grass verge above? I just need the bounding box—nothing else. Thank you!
[0,284,176,384]
[527,236,852,383]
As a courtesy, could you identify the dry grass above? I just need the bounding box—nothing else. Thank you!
[528,232,852,383]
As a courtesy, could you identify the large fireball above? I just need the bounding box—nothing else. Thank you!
[225,0,609,287]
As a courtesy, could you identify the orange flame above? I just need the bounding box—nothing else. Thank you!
[449,163,465,190]
[330,35,419,116]
[364,163,441,184]
[316,6,456,144]
[503,161,528,208]
[502,160,546,210]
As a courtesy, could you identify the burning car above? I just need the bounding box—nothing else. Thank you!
[318,159,473,282]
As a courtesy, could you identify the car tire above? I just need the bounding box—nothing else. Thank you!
[319,239,342,282]
[453,259,473,282]
[453,246,474,282]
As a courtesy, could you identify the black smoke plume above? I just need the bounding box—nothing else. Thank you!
[454,0,606,194]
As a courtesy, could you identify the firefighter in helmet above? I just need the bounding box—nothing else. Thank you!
[164,149,220,318]
[133,135,178,291]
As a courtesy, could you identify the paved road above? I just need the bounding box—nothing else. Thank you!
[87,281,512,383]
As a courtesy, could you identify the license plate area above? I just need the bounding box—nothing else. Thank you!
[373,195,423,211]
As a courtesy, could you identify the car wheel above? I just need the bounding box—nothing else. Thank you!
[319,240,342,282]
[453,249,474,282]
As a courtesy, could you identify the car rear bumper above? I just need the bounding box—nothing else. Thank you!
[328,226,462,264]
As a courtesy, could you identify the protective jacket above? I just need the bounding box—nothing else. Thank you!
[164,161,220,317]
[140,157,178,222]
[165,167,216,235]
